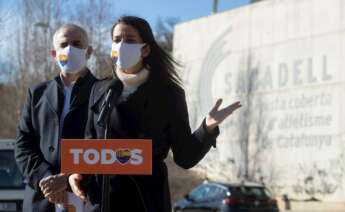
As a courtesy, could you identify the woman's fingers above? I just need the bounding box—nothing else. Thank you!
[213,100,242,119]
[222,101,242,116]
[210,98,223,114]
[206,100,242,130]
[69,174,87,201]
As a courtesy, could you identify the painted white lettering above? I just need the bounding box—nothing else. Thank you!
[70,149,83,164]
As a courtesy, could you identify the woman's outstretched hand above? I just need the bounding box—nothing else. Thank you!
[68,174,87,202]
[205,99,242,132]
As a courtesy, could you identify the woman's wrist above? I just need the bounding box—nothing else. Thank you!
[205,115,217,133]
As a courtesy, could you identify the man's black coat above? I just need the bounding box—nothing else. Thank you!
[15,70,96,212]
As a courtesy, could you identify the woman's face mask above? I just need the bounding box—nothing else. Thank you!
[56,45,87,74]
[111,42,146,70]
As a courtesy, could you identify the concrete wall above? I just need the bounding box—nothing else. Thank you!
[173,0,345,202]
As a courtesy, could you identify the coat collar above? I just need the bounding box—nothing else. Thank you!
[44,78,63,116]
[69,70,97,111]
[44,69,96,116]
[91,75,154,111]
[90,77,153,137]
[92,80,113,107]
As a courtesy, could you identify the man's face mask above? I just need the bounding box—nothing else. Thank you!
[56,45,87,74]
[111,42,146,70]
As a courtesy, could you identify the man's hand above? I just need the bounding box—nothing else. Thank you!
[46,190,67,205]
[68,174,87,202]
[39,173,68,199]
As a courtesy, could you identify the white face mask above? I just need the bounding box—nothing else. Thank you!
[56,45,87,74]
[111,42,146,70]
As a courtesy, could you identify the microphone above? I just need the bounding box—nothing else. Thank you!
[96,79,123,212]
[97,79,123,127]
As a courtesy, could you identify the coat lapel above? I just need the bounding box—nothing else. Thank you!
[44,79,63,117]
[43,71,96,127]
[90,78,153,138]
[89,80,119,137]
[92,80,112,107]
[70,71,97,112]
[117,80,152,136]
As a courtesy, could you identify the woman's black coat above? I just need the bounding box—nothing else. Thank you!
[84,76,219,212]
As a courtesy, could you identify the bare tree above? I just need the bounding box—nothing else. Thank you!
[0,0,116,138]
[155,17,180,53]
[0,1,15,43]
[70,0,116,79]
[235,54,278,187]
[251,0,266,3]
[0,0,63,138]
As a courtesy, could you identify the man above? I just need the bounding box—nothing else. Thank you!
[15,24,97,211]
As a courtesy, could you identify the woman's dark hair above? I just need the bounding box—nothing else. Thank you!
[111,16,182,86]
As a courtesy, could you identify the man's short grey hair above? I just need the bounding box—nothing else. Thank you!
[53,24,88,48]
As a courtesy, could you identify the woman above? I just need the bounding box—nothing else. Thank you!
[69,16,241,212]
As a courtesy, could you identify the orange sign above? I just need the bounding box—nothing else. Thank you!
[61,139,152,175]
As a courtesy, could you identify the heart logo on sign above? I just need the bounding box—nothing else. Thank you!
[116,149,131,164]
